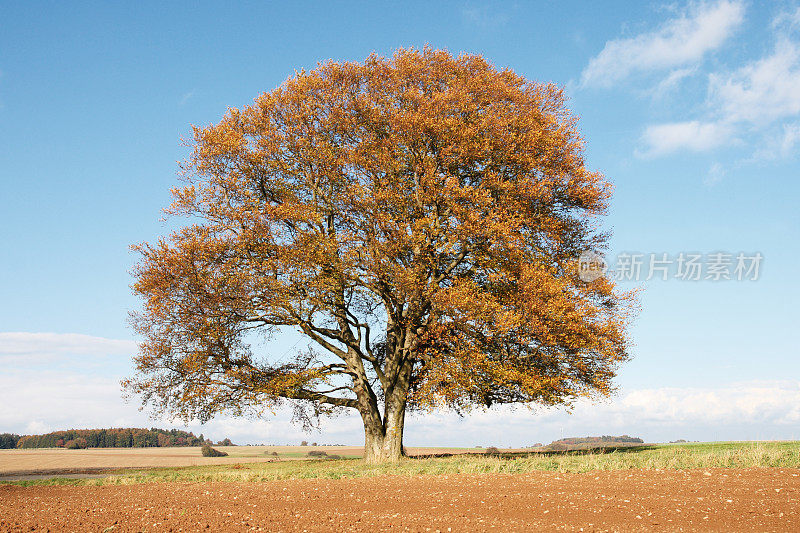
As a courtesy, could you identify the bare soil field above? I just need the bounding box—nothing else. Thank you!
[1,468,798,531]
[0,446,495,478]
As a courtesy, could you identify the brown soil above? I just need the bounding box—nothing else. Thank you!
[1,468,798,531]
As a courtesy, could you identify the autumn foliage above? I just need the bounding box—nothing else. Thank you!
[126,48,634,463]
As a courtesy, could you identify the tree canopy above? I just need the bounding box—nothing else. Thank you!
[126,48,635,463]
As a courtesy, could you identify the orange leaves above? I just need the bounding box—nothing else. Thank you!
[127,47,634,429]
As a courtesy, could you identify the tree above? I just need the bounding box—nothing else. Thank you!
[125,48,634,463]
[157,433,173,447]
[0,434,20,449]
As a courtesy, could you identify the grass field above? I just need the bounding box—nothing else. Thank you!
[2,441,798,487]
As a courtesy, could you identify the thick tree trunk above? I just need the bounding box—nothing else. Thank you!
[353,344,412,463]
[362,405,405,464]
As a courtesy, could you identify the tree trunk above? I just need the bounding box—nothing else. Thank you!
[362,405,405,463]
[354,348,412,463]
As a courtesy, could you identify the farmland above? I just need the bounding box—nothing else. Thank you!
[0,442,799,530]
[1,442,800,531]
[2,441,800,485]
[0,445,500,480]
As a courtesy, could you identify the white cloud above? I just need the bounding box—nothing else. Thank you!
[4,336,799,446]
[772,6,800,30]
[751,122,800,160]
[639,120,733,156]
[4,355,800,445]
[581,0,744,87]
[640,8,800,159]
[780,122,800,155]
[407,380,800,446]
[0,332,137,365]
[709,38,800,125]
[608,381,800,426]
[650,67,698,98]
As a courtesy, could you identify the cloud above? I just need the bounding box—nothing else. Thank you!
[772,6,800,29]
[0,370,131,432]
[4,335,798,446]
[609,381,800,426]
[0,332,137,363]
[407,380,800,445]
[581,0,744,88]
[650,67,698,98]
[639,120,733,156]
[0,367,356,444]
[709,38,800,126]
[751,122,800,160]
[779,122,800,155]
[639,7,800,159]
[4,354,800,445]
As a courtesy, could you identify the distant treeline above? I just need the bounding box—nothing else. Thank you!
[0,433,20,449]
[550,435,644,446]
[0,428,233,449]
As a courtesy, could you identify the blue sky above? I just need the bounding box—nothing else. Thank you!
[2,1,799,446]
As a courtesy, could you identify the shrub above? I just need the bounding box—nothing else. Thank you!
[307,450,328,457]
[201,444,228,457]
[326,454,341,460]
[485,446,500,455]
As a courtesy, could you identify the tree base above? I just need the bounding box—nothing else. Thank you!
[363,430,405,463]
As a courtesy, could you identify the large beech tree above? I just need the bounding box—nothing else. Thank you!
[126,48,634,463]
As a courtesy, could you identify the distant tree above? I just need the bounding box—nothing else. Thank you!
[217,438,234,446]
[301,440,309,447]
[126,47,634,463]
[0,433,20,449]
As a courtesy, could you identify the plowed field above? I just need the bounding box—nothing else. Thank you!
[2,468,798,531]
